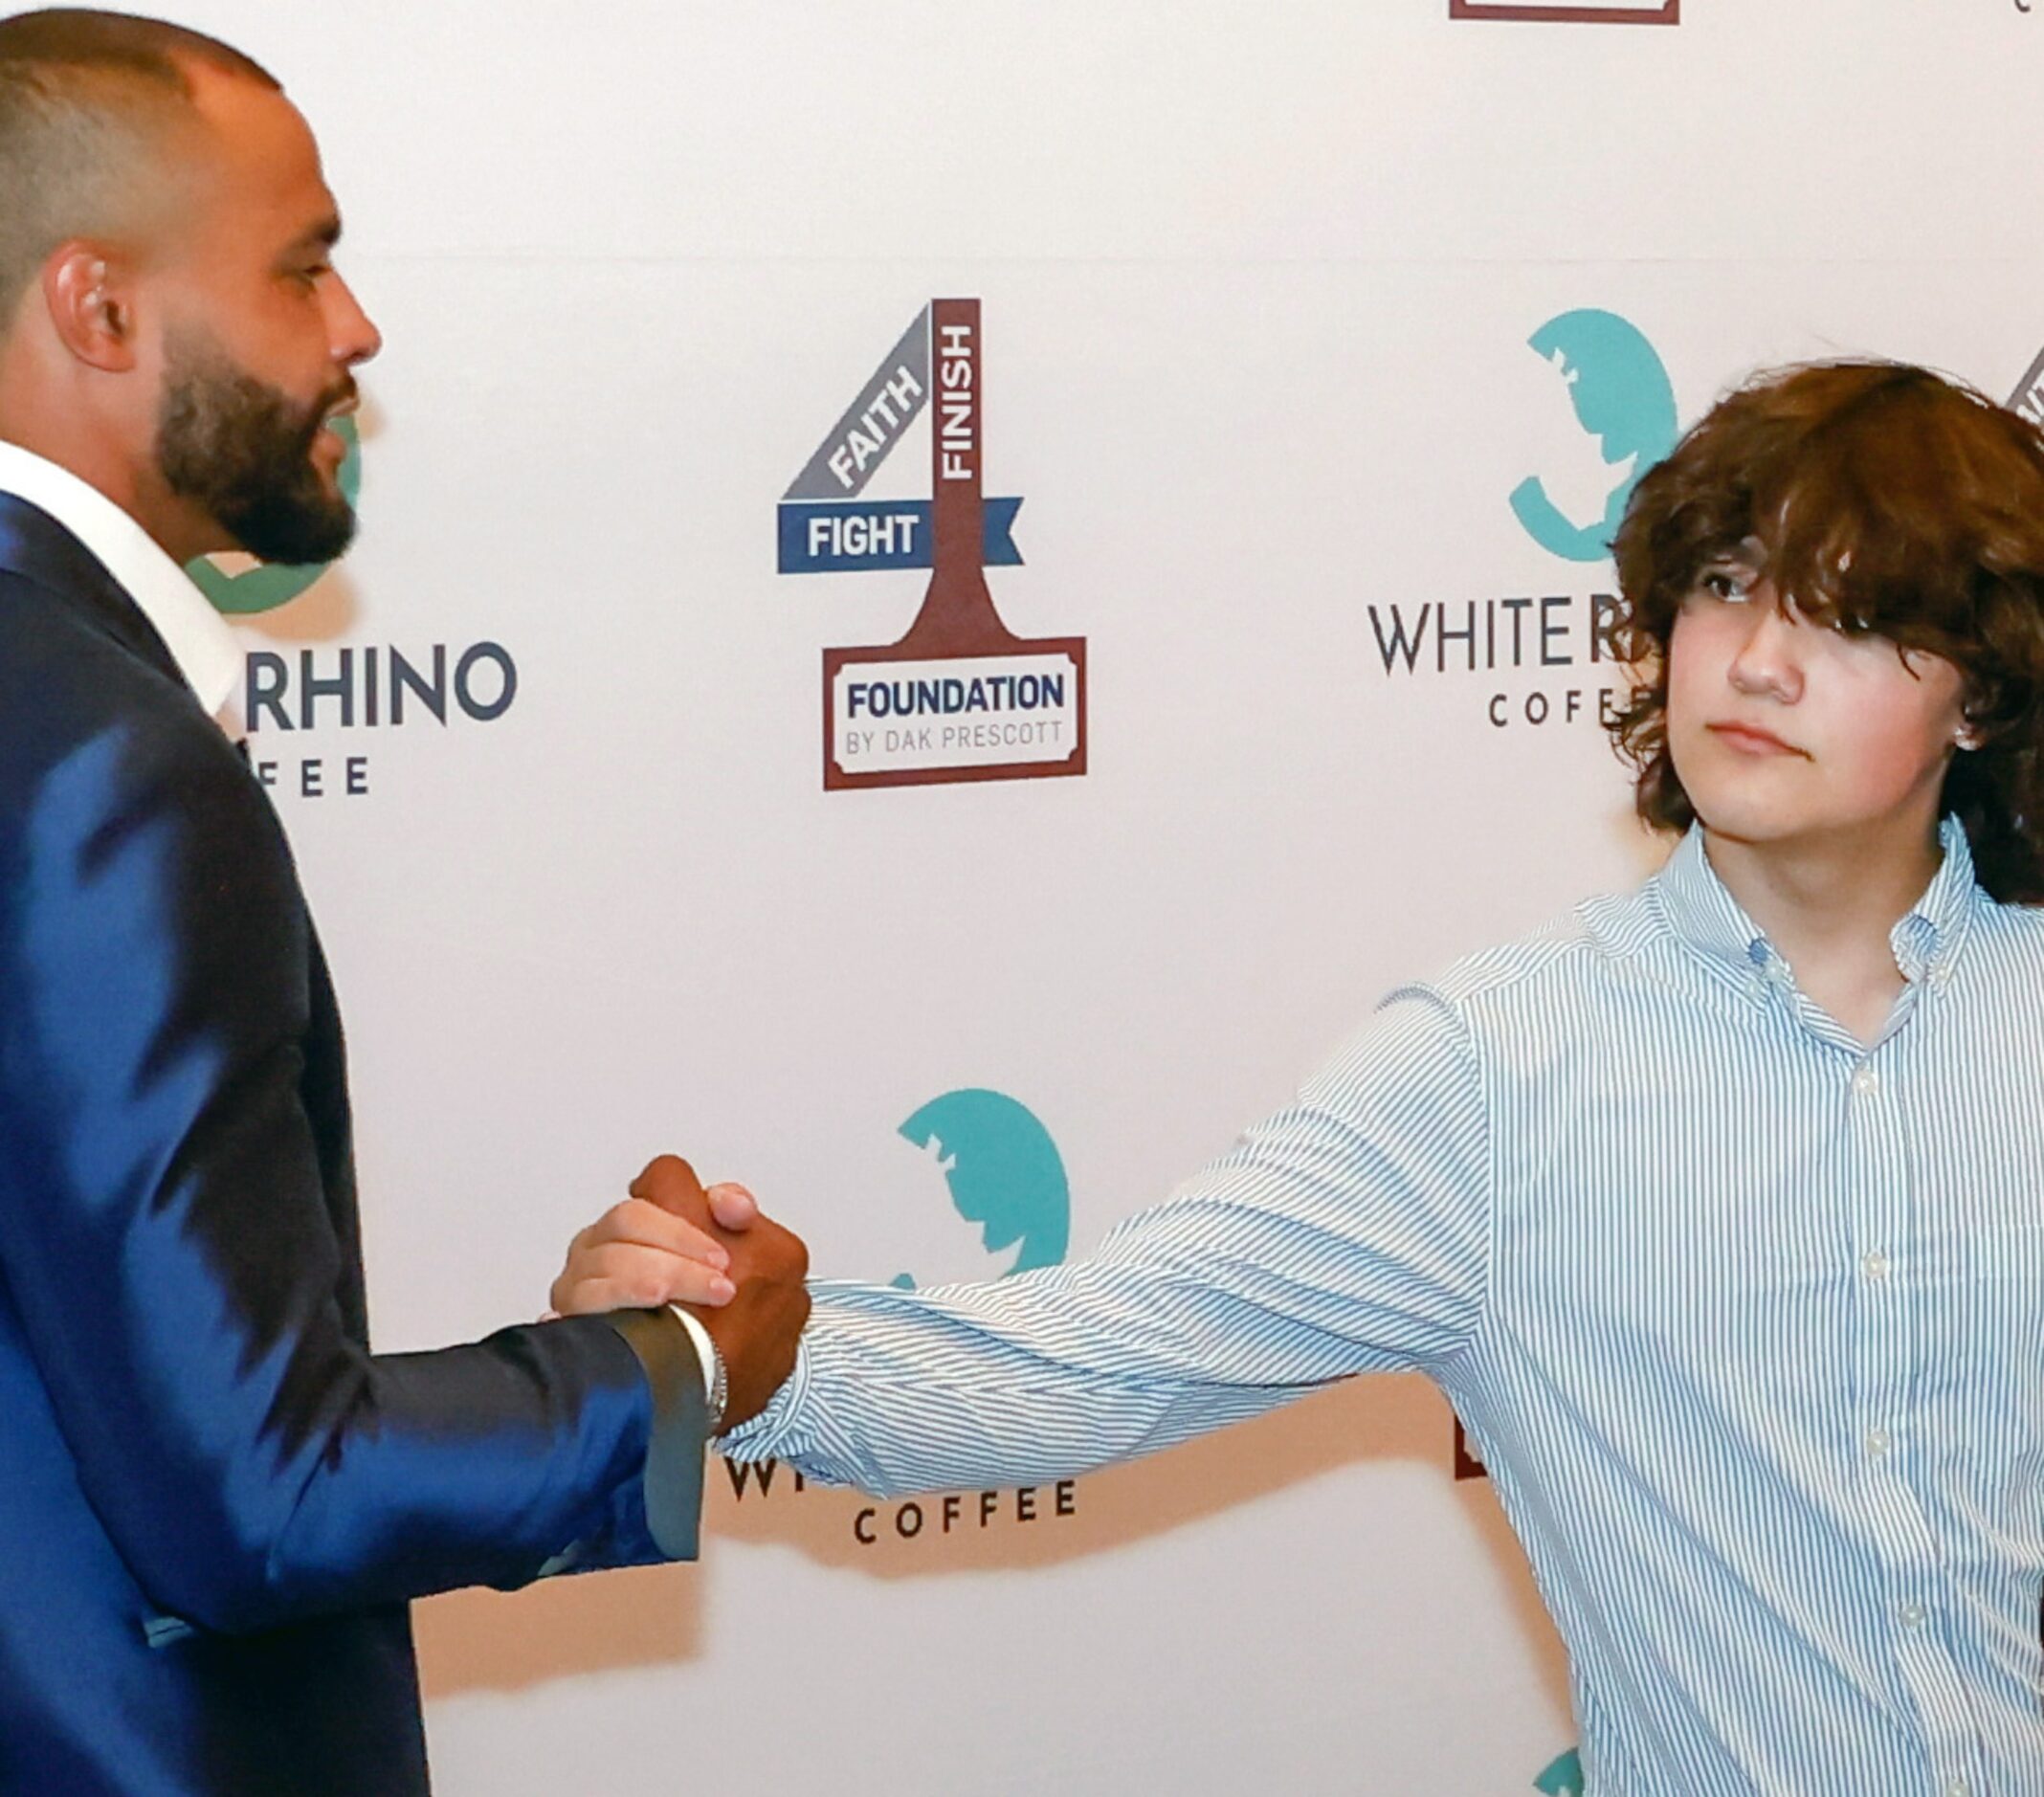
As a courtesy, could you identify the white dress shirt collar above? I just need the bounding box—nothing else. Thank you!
[0,438,241,727]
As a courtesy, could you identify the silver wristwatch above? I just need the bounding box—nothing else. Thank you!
[705,1336,729,1433]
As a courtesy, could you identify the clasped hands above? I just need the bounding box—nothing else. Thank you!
[552,1155,810,1431]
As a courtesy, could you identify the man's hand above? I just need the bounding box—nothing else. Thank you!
[550,1166,762,1314]
[629,1154,811,1433]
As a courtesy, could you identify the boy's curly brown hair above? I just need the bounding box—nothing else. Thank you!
[1608,360,2044,902]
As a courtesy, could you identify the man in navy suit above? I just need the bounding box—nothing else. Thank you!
[0,11,808,1793]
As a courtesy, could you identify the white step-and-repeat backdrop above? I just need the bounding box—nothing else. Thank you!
[168,2,2044,1788]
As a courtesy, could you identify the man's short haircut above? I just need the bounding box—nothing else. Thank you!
[0,10,277,327]
[1609,360,2044,903]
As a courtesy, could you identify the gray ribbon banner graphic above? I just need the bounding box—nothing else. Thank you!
[785,306,932,501]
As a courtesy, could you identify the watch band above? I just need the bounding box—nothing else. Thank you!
[706,1337,729,1433]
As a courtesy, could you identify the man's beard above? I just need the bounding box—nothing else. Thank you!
[156,329,356,566]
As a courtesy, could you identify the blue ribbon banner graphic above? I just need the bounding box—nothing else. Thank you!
[778,498,1025,574]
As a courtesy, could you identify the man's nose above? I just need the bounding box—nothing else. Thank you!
[326,272,382,368]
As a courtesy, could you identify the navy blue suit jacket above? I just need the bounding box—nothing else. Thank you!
[0,496,703,1795]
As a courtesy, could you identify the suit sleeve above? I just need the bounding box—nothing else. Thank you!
[722,987,1493,1498]
[0,713,704,1636]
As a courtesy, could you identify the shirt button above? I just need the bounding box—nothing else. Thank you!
[1852,1065,1880,1097]
[1862,1250,1891,1283]
[1946,1781,1971,1797]
[1865,1427,1892,1456]
[1900,1601,1927,1630]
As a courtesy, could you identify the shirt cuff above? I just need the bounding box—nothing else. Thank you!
[719,1332,815,1463]
[666,1305,722,1410]
[597,1309,708,1561]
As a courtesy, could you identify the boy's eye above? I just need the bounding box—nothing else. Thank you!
[1699,566,1754,602]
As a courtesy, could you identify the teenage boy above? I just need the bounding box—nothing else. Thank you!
[568,361,2044,1793]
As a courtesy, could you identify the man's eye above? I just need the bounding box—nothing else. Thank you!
[1700,568,1752,601]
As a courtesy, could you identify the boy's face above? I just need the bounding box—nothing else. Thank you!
[1665,547,1969,854]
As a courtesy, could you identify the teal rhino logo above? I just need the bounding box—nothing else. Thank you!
[184,413,362,615]
[1509,308,1676,565]
[891,1089,1069,1287]
[1534,1748,1584,1794]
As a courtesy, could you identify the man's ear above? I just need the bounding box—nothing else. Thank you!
[42,242,141,372]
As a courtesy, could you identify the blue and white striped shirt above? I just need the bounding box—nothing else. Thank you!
[729,818,2044,1795]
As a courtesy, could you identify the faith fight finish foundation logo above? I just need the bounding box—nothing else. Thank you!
[779,299,1086,791]
[1451,0,1677,20]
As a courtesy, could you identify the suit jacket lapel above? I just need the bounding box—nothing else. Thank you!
[0,490,190,691]
[0,492,368,1329]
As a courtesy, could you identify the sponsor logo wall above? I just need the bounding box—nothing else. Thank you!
[169,1,2044,1791]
